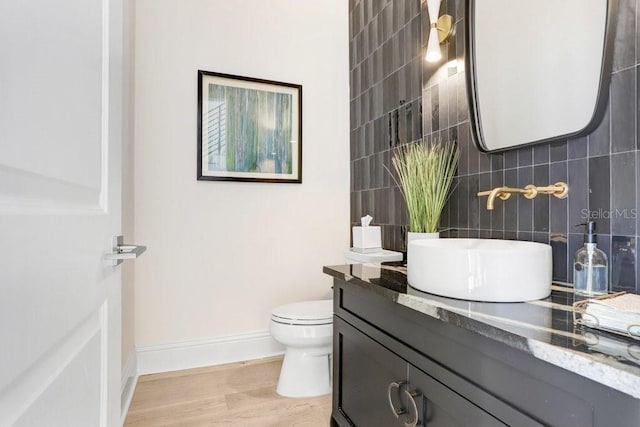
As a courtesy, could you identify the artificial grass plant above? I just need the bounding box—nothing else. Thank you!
[391,140,459,233]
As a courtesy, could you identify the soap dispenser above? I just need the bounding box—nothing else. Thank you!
[573,221,608,295]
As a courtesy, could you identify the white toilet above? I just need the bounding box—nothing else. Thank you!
[270,248,402,397]
[270,300,334,397]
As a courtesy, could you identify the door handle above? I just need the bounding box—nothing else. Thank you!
[387,381,407,418]
[104,235,147,265]
[403,388,421,427]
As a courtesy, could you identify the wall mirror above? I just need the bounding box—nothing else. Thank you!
[466,0,617,152]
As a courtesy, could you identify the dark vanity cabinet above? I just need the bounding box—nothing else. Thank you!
[329,276,640,427]
[336,317,509,426]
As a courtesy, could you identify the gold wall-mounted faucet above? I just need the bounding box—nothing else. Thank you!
[477,182,568,210]
[478,186,529,210]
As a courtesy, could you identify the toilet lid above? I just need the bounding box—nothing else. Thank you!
[271,300,333,325]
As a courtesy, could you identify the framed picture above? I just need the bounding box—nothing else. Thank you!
[197,70,302,183]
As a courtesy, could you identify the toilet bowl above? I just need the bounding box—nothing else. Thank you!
[270,300,333,397]
[270,248,402,397]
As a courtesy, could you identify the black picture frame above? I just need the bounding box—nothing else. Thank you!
[197,70,302,183]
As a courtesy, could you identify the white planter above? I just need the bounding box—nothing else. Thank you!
[407,232,440,243]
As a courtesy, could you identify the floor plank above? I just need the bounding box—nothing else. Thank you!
[124,356,332,426]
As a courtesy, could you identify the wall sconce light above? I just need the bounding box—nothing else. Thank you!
[425,0,454,63]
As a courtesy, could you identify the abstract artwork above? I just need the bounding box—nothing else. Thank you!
[197,70,302,183]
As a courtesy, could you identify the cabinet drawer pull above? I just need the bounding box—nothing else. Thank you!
[387,381,407,418]
[403,389,421,427]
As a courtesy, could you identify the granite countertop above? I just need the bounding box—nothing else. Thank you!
[323,262,640,400]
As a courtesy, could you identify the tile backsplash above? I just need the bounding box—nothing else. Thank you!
[349,0,640,294]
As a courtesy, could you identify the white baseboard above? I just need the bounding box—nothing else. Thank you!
[120,350,138,425]
[136,331,284,376]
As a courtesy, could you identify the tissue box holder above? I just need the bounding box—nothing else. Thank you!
[352,226,382,253]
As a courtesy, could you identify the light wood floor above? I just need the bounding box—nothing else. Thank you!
[124,356,332,426]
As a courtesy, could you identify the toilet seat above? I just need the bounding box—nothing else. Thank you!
[271,300,333,325]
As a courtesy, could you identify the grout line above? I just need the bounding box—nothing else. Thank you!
[610,62,640,74]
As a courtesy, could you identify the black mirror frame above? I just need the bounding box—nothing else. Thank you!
[465,0,619,153]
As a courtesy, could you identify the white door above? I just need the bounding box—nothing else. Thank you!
[0,0,125,425]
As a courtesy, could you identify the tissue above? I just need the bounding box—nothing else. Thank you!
[361,214,373,227]
[352,215,382,253]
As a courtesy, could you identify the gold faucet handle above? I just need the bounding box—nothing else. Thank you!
[533,182,569,198]
[523,184,537,199]
[552,182,569,198]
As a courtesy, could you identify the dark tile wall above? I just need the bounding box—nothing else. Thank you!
[349,0,640,294]
[349,0,424,249]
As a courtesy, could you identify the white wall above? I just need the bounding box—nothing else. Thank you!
[134,0,349,370]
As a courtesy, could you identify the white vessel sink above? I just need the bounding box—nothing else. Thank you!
[407,239,552,302]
